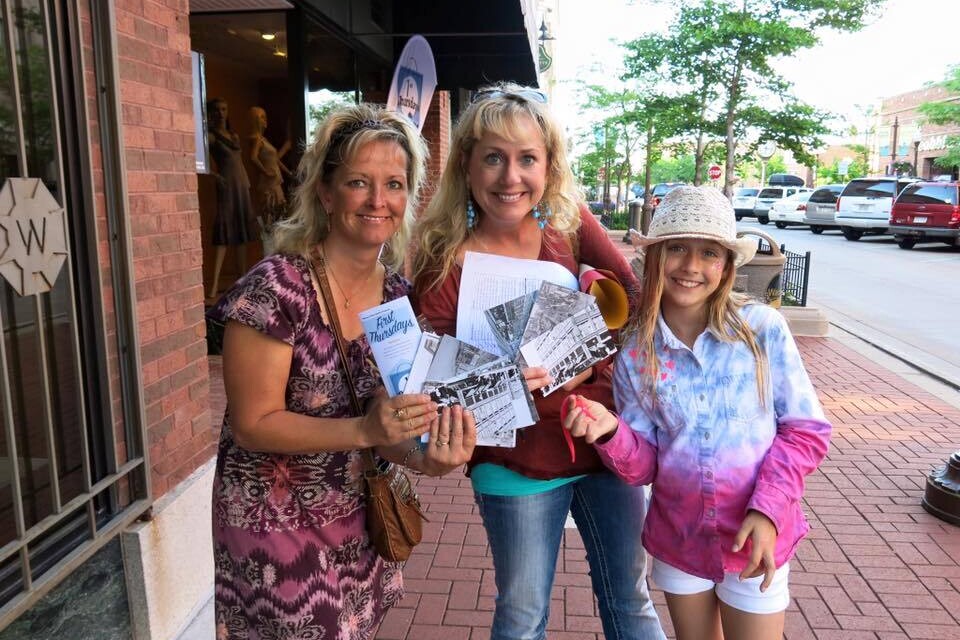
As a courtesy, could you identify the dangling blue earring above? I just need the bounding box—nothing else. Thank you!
[532,202,552,229]
[466,196,477,230]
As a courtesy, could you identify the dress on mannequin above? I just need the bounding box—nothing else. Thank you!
[207,98,255,300]
[248,106,292,233]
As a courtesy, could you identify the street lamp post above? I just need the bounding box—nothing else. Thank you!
[757,141,776,186]
[889,116,899,175]
[913,124,923,178]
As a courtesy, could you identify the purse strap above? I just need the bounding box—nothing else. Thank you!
[308,249,379,474]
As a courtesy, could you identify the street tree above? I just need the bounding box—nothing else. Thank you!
[627,0,881,195]
[622,22,725,186]
[918,65,960,171]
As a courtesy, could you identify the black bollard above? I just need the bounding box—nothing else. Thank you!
[922,450,960,526]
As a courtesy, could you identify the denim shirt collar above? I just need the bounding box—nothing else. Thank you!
[656,312,724,357]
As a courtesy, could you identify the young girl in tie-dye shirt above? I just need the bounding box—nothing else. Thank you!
[562,186,831,640]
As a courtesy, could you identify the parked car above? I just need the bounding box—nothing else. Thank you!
[769,190,814,228]
[835,176,918,240]
[767,173,805,187]
[889,181,960,249]
[648,182,685,214]
[732,187,760,220]
[752,186,810,224]
[802,184,845,234]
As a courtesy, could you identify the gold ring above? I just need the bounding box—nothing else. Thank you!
[394,407,407,420]
[435,440,448,447]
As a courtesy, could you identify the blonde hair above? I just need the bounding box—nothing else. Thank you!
[413,83,582,291]
[625,243,769,404]
[270,103,428,271]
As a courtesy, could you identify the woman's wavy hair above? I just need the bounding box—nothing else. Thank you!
[270,103,428,270]
[413,82,582,291]
[626,243,769,405]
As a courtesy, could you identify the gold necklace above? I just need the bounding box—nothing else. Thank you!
[320,243,378,309]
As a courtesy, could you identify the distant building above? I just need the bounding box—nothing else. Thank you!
[875,85,960,179]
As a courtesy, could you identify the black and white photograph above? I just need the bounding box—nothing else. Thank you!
[403,331,441,394]
[519,281,594,345]
[519,286,617,396]
[484,290,537,360]
[427,364,537,448]
[423,334,506,384]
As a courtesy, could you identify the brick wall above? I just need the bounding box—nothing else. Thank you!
[420,90,451,208]
[109,0,215,498]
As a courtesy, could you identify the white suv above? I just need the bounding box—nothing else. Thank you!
[835,177,918,241]
[732,187,760,220]
[752,186,810,225]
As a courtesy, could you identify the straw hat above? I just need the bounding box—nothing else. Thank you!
[631,185,757,267]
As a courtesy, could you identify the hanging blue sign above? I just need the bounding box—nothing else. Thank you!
[387,35,437,132]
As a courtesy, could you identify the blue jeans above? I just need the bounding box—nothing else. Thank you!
[475,472,665,640]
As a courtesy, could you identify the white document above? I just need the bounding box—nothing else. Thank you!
[458,251,578,356]
[358,296,422,397]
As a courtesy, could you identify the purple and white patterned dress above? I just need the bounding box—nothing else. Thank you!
[208,253,408,640]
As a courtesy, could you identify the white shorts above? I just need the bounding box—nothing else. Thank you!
[650,557,791,615]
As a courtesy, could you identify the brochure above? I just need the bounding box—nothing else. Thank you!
[358,296,422,397]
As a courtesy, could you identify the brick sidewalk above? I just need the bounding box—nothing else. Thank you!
[375,337,960,640]
[205,235,960,639]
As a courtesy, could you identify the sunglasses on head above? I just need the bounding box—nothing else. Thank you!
[471,88,548,104]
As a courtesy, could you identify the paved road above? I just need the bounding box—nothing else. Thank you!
[737,220,960,386]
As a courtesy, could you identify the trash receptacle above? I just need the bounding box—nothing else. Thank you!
[735,229,785,307]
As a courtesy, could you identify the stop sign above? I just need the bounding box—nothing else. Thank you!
[708,165,722,181]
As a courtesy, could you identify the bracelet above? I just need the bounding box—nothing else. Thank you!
[401,444,422,471]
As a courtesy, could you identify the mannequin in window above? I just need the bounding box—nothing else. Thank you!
[207,97,255,300]
[248,106,292,234]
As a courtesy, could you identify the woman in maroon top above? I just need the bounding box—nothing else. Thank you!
[413,84,665,640]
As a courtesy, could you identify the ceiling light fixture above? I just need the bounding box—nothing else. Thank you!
[261,32,276,41]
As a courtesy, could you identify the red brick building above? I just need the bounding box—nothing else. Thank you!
[875,84,960,179]
[0,1,539,636]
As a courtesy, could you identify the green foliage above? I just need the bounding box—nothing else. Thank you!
[817,156,868,184]
[308,90,355,137]
[618,0,881,194]
[0,6,54,181]
[740,154,787,185]
[918,66,960,169]
[650,154,696,183]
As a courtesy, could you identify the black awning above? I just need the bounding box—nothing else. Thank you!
[393,0,538,90]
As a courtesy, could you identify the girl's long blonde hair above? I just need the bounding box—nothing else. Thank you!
[413,83,582,291]
[271,103,428,271]
[626,243,769,404]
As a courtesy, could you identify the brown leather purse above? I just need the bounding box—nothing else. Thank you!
[309,252,426,562]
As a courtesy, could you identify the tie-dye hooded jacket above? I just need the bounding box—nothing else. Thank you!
[597,303,831,582]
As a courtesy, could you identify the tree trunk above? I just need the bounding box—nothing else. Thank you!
[641,121,654,233]
[723,59,743,198]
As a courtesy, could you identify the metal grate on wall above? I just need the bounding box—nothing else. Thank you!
[0,0,150,627]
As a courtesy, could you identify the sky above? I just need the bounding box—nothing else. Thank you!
[550,0,960,145]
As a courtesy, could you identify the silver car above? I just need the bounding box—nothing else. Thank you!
[802,184,845,234]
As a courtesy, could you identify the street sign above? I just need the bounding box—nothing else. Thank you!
[708,164,722,181]
[838,158,852,176]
